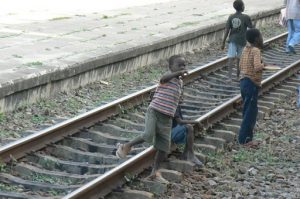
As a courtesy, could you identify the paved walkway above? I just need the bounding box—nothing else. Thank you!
[0,0,283,86]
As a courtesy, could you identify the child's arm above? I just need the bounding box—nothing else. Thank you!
[221,28,230,50]
[175,117,199,125]
[160,70,187,84]
[253,49,265,72]
[221,16,231,50]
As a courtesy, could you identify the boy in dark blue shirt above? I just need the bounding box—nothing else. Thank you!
[221,0,254,80]
[171,100,203,166]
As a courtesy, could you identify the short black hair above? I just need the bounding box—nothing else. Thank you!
[246,28,261,44]
[233,0,244,11]
[168,55,183,67]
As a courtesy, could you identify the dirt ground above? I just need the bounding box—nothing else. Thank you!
[160,92,300,199]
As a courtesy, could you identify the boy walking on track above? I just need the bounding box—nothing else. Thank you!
[221,0,254,80]
[238,28,264,145]
[116,55,187,183]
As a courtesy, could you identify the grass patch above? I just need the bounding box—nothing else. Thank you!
[66,98,83,112]
[36,99,57,110]
[0,182,19,192]
[0,112,6,123]
[101,13,131,19]
[12,54,22,58]
[30,173,73,185]
[171,21,200,30]
[0,130,20,139]
[31,115,47,124]
[233,146,279,164]
[24,61,43,67]
[254,131,268,140]
[49,16,71,21]
[47,190,65,196]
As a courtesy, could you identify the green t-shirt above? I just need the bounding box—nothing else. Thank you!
[226,12,253,46]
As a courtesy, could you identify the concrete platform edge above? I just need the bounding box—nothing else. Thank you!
[0,8,281,112]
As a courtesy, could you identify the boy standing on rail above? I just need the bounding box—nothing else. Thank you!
[116,55,187,183]
[221,0,254,81]
[238,28,264,145]
[171,95,203,166]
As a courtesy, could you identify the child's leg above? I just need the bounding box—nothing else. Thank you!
[152,150,167,174]
[183,124,202,166]
[116,136,145,159]
[238,78,259,144]
[116,107,156,158]
[146,150,168,184]
[236,58,240,79]
[227,42,237,80]
[151,111,172,180]
[236,44,245,80]
[183,124,194,157]
[227,58,234,79]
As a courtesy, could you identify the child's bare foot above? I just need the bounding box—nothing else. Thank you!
[146,171,169,184]
[115,143,131,159]
[186,153,203,167]
[243,140,261,149]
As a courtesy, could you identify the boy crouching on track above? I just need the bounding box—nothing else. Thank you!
[171,97,203,166]
[116,55,187,183]
[238,28,265,145]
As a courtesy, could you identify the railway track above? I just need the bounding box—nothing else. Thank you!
[0,32,299,199]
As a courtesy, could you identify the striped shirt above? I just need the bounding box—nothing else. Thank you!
[239,43,264,86]
[150,78,183,117]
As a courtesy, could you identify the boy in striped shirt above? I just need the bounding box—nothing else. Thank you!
[116,55,187,183]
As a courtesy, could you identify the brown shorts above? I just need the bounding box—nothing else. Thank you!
[142,107,172,153]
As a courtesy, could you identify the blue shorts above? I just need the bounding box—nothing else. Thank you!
[227,42,244,58]
[171,124,187,144]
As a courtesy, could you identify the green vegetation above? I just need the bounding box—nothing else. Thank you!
[31,115,47,124]
[232,147,278,164]
[12,54,22,58]
[0,130,20,139]
[0,182,19,192]
[49,16,71,21]
[171,21,200,30]
[0,162,7,172]
[66,98,83,112]
[102,13,131,19]
[47,190,65,196]
[38,157,59,170]
[30,173,73,185]
[0,112,5,123]
[24,61,43,67]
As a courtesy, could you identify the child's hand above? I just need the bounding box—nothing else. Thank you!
[178,70,188,78]
[194,121,203,130]
[221,43,225,50]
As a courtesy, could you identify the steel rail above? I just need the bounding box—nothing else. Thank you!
[64,33,292,199]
